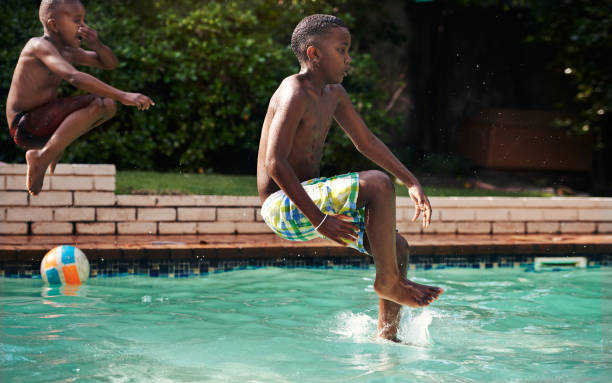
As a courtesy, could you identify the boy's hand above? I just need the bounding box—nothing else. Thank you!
[315,214,359,246]
[77,24,102,50]
[120,92,155,111]
[408,185,432,228]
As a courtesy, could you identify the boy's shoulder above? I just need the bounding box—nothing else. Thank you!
[20,36,57,58]
[274,74,310,104]
[24,36,51,50]
[276,74,347,102]
[278,74,306,93]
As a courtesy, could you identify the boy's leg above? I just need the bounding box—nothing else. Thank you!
[377,233,409,341]
[365,231,432,341]
[357,170,442,310]
[25,96,117,194]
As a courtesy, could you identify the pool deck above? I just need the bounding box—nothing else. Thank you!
[1,233,611,261]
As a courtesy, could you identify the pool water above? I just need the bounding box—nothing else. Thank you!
[1,267,610,382]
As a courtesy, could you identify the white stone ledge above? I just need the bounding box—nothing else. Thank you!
[192,195,261,207]
[76,222,116,235]
[74,192,115,206]
[159,222,197,234]
[0,222,28,234]
[6,207,54,221]
[578,209,612,221]
[0,191,28,206]
[93,176,115,191]
[413,196,612,209]
[598,223,612,233]
[50,176,94,191]
[156,195,198,206]
[116,195,157,206]
[5,175,50,191]
[29,192,73,206]
[2,164,612,236]
[31,222,73,235]
[54,207,95,222]
[0,164,27,175]
[0,163,115,176]
[117,222,157,235]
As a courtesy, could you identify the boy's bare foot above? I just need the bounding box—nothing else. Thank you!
[25,149,48,195]
[404,279,444,300]
[374,277,443,308]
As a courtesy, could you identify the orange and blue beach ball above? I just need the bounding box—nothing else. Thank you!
[40,245,90,285]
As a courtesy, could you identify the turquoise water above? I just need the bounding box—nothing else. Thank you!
[1,267,610,382]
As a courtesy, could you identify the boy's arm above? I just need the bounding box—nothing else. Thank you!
[265,89,359,245]
[65,23,118,69]
[34,39,153,110]
[333,86,432,227]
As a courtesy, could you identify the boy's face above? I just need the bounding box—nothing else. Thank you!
[316,27,352,84]
[52,2,86,48]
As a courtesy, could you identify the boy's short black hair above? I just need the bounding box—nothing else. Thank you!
[39,0,82,25]
[291,14,347,63]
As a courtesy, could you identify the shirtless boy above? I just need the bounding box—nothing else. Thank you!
[6,0,154,195]
[257,14,443,342]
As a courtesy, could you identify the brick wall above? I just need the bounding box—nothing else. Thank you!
[1,163,611,235]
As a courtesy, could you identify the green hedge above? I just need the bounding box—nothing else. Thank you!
[1,0,402,174]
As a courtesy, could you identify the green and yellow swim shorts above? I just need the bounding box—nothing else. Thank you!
[261,172,367,254]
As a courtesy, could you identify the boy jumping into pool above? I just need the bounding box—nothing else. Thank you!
[258,14,443,342]
[6,0,154,195]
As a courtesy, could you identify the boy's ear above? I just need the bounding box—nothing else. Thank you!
[306,45,319,62]
[46,18,59,33]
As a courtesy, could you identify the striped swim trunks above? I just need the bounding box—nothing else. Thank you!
[261,172,367,254]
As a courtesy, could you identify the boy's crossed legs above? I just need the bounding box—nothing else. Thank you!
[358,170,443,340]
[11,95,117,195]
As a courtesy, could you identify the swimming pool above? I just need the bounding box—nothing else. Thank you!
[1,267,609,382]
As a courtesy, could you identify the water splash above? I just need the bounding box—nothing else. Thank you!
[399,309,433,347]
[330,311,377,342]
[331,309,435,346]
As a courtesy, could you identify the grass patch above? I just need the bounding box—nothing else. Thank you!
[116,171,258,196]
[116,171,553,197]
[412,187,552,197]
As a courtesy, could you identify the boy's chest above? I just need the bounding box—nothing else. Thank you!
[303,94,338,133]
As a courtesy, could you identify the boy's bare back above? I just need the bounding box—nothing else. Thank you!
[256,74,348,201]
[6,37,68,125]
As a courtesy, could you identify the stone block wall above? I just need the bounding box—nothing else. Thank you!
[1,163,611,235]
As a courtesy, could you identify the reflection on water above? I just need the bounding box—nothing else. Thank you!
[42,284,86,298]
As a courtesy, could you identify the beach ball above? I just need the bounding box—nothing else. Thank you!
[40,246,90,285]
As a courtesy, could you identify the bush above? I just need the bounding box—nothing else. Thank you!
[1,0,403,175]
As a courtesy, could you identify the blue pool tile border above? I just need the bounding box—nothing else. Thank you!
[1,253,610,278]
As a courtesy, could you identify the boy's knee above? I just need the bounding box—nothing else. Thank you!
[89,97,116,117]
[362,170,395,195]
[102,98,117,117]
